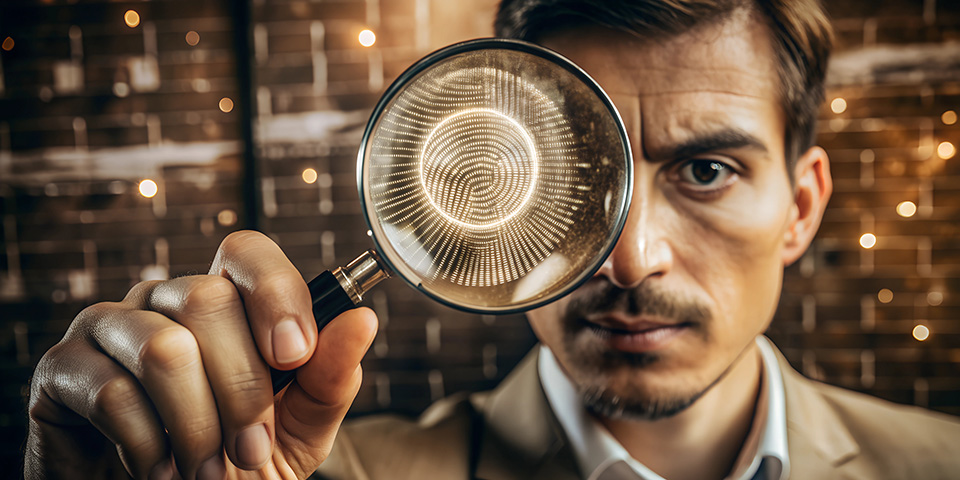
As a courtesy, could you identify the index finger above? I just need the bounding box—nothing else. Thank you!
[209,230,317,369]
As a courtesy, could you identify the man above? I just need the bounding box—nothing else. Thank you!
[24,0,960,479]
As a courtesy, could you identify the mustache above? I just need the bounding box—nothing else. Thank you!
[562,279,711,326]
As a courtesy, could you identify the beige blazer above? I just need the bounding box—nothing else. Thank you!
[315,343,960,479]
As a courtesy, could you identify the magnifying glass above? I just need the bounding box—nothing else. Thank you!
[271,38,632,392]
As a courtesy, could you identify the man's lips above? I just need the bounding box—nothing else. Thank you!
[582,315,693,352]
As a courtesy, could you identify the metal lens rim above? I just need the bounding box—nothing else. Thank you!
[356,37,634,314]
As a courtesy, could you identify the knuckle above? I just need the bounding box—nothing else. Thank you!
[139,326,202,375]
[123,280,162,304]
[179,417,221,448]
[72,302,118,330]
[217,230,265,258]
[179,275,239,316]
[255,270,307,300]
[89,376,143,424]
[227,369,270,397]
[28,345,67,411]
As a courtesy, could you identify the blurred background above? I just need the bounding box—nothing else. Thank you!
[1,0,959,474]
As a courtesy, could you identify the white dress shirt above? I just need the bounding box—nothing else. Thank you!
[538,336,789,480]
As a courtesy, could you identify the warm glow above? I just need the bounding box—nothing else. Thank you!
[912,324,930,341]
[937,141,955,159]
[877,288,893,304]
[219,97,234,113]
[1,37,13,51]
[896,201,916,218]
[830,97,847,114]
[217,209,237,226]
[185,31,200,46]
[302,168,318,184]
[859,233,877,249]
[358,29,376,47]
[124,10,141,28]
[927,291,943,306]
[113,82,130,98]
[942,110,957,126]
[139,179,158,198]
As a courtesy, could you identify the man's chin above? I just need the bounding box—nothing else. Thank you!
[578,382,708,421]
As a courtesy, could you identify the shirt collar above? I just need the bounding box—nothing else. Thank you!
[538,336,789,480]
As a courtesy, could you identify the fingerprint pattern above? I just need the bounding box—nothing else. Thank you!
[367,53,588,288]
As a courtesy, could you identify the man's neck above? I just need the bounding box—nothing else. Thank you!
[598,342,764,480]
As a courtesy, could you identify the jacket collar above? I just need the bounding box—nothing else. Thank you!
[774,346,861,475]
[471,346,580,480]
[470,342,862,479]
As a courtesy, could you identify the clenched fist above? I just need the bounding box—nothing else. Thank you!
[25,231,378,480]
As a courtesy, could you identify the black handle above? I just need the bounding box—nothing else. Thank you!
[270,270,355,393]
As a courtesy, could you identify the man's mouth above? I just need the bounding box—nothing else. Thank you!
[582,315,693,353]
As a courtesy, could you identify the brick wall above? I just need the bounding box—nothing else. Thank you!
[769,0,960,415]
[1,0,958,474]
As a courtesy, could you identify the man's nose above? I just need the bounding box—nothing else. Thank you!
[596,192,674,289]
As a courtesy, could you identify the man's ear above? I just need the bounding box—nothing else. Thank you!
[782,146,832,266]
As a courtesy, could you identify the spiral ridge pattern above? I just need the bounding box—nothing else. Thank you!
[420,108,538,229]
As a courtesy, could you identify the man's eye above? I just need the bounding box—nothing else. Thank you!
[678,160,733,188]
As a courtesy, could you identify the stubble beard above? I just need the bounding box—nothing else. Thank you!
[558,280,723,421]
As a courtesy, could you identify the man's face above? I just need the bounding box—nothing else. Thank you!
[529,12,807,419]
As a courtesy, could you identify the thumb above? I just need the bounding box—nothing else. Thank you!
[272,307,378,477]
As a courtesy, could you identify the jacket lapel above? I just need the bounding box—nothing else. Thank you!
[471,347,580,480]
[773,346,860,477]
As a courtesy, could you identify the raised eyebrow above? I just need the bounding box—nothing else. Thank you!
[664,129,769,161]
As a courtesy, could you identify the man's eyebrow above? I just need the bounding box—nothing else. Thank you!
[659,129,770,161]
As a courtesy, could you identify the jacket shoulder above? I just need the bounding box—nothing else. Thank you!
[811,379,960,444]
[313,392,483,480]
[799,376,960,478]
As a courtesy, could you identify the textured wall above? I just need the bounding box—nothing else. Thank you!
[1,0,959,474]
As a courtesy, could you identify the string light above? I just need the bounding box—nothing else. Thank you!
[877,288,893,304]
[138,179,158,198]
[912,325,930,342]
[185,31,200,46]
[937,141,955,159]
[358,29,376,47]
[124,10,141,28]
[830,97,847,114]
[942,110,957,126]
[1,37,13,51]
[896,200,916,218]
[302,168,318,184]
[219,97,234,113]
[859,233,877,249]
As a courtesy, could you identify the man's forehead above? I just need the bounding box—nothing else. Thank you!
[538,11,780,100]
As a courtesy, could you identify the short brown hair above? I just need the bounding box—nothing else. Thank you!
[494,0,833,170]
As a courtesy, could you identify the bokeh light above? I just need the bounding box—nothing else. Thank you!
[859,233,877,249]
[896,200,916,218]
[217,209,237,226]
[942,110,957,126]
[124,10,140,28]
[302,168,318,184]
[358,29,376,47]
[830,97,847,114]
[877,288,893,304]
[1,37,13,51]
[927,291,943,306]
[937,141,955,159]
[138,179,158,198]
[185,30,200,46]
[912,324,930,341]
[219,97,234,113]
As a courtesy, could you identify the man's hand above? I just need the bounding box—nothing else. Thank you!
[24,230,378,480]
